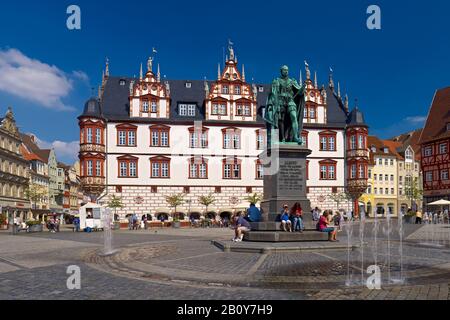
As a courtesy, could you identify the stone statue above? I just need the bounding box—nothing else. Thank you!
[264,65,306,145]
[147,56,153,72]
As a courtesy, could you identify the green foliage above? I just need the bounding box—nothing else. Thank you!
[25,184,48,206]
[26,220,42,226]
[405,177,423,203]
[328,192,350,208]
[198,194,216,210]
[166,194,185,219]
[107,195,124,209]
[244,193,262,205]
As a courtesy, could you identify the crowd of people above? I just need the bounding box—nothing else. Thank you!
[231,204,342,242]
[415,209,449,224]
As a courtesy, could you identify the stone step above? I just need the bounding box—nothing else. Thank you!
[250,222,317,232]
[243,231,329,242]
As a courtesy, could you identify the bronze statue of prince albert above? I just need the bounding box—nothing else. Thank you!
[264,65,306,146]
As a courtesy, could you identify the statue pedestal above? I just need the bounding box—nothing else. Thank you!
[261,144,311,220]
[247,144,317,241]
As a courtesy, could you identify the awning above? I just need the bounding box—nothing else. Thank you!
[428,199,450,206]
[31,209,51,215]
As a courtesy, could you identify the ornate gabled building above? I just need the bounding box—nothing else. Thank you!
[0,108,30,222]
[419,86,450,209]
[78,45,369,221]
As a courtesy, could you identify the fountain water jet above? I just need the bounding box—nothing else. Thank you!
[359,208,366,286]
[101,208,118,256]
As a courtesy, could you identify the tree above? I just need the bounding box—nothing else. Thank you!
[328,192,349,211]
[198,194,216,216]
[107,195,123,221]
[166,194,185,220]
[405,177,423,211]
[244,193,262,205]
[25,184,48,211]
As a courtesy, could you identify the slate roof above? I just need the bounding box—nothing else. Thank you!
[347,106,367,127]
[390,128,422,160]
[82,76,355,129]
[419,86,450,145]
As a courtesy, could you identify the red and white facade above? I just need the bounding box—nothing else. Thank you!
[420,87,450,208]
[79,46,368,221]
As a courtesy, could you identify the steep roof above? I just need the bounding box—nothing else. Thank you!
[91,76,351,129]
[419,87,450,145]
[390,128,422,160]
[20,133,51,162]
[381,140,403,159]
[367,136,398,165]
[19,144,44,162]
[347,106,367,127]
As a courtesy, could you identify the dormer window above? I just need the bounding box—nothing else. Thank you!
[179,104,196,117]
[119,79,126,86]
[222,85,229,94]
[258,86,264,93]
[151,100,157,113]
[384,147,389,154]
[142,100,149,113]
[371,146,376,153]
[185,82,192,89]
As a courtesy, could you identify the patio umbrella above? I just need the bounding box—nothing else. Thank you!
[428,199,450,206]
[427,199,450,217]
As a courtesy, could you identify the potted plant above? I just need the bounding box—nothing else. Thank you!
[0,213,7,230]
[26,220,43,233]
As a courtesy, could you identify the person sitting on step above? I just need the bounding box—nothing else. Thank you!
[318,210,338,242]
[280,205,292,232]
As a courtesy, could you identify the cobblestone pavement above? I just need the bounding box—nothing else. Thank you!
[0,223,449,300]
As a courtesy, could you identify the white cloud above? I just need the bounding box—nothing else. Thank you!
[0,48,88,112]
[34,135,79,164]
[72,70,90,83]
[404,116,427,124]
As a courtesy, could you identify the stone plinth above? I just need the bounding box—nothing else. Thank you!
[261,144,312,222]
[246,144,316,242]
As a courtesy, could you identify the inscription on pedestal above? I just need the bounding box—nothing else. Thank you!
[279,160,303,193]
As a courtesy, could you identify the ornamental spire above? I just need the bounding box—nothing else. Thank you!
[218,63,221,80]
[344,94,349,112]
[242,64,246,81]
[105,57,109,78]
[299,70,303,84]
[157,64,161,82]
[140,63,143,80]
[337,81,341,98]
[314,71,318,89]
[329,67,334,90]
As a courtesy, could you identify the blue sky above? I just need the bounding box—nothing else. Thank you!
[0,0,449,163]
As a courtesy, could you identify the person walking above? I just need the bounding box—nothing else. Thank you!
[415,210,423,224]
[128,215,133,230]
[73,216,80,232]
[143,215,148,230]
